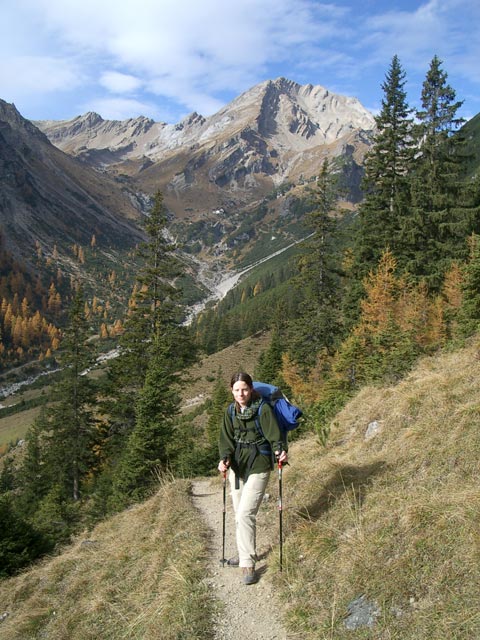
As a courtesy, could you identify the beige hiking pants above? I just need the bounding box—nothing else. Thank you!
[228,469,270,568]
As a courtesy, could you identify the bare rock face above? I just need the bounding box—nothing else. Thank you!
[37,78,374,162]
[35,77,375,215]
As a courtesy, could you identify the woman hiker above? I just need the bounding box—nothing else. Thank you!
[218,372,288,585]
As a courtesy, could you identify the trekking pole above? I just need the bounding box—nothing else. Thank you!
[221,469,227,567]
[278,458,284,572]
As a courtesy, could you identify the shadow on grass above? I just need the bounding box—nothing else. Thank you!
[296,461,388,522]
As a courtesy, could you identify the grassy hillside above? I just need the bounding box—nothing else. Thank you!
[0,478,215,640]
[280,335,480,638]
[2,336,480,638]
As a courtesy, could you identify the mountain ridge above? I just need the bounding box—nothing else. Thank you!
[35,77,375,219]
[35,77,375,163]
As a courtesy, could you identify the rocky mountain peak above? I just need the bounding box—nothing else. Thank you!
[0,99,51,144]
[33,77,376,217]
[82,111,104,125]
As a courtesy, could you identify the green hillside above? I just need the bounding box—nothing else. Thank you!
[1,335,480,638]
[462,112,480,176]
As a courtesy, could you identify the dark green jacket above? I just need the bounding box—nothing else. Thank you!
[218,400,285,481]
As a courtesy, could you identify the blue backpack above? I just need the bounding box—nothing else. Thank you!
[228,381,302,445]
[252,381,302,435]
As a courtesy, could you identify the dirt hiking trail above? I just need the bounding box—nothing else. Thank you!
[192,477,298,640]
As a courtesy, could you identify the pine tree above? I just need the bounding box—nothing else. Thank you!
[456,235,480,337]
[43,286,98,501]
[104,191,197,448]
[17,415,48,512]
[354,55,415,276]
[105,191,198,506]
[287,159,344,372]
[404,56,474,288]
[110,336,181,506]
[204,369,231,469]
[0,495,52,577]
[255,327,286,385]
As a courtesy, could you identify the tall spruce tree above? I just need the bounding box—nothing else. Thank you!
[104,191,196,453]
[106,191,198,507]
[43,286,98,502]
[204,369,231,467]
[287,159,344,372]
[457,235,480,338]
[255,327,286,385]
[403,56,472,288]
[353,55,415,276]
[110,336,182,505]
[17,285,98,528]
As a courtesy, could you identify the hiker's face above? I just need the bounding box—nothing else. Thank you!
[232,381,252,408]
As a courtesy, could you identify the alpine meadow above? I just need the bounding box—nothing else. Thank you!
[1,53,480,639]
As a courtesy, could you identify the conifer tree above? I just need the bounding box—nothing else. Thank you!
[404,56,474,288]
[104,191,197,449]
[287,158,343,372]
[255,327,286,385]
[456,235,480,337]
[43,286,98,501]
[110,336,181,506]
[0,495,52,577]
[203,369,231,469]
[17,416,48,511]
[353,55,415,277]
[105,191,197,506]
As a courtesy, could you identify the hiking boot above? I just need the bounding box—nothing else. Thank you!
[242,567,257,585]
[226,556,239,567]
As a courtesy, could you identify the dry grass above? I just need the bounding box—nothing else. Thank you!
[0,407,42,454]
[276,336,480,638]
[181,331,271,406]
[0,479,216,640]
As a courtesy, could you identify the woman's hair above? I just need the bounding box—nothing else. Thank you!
[230,372,253,388]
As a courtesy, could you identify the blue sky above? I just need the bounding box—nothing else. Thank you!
[0,0,478,123]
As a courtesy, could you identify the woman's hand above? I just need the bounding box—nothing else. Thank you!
[275,450,288,464]
[218,459,230,473]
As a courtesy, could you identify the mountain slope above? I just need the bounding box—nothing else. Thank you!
[0,99,144,265]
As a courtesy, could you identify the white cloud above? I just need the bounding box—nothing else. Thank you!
[99,71,143,94]
[0,55,83,97]
[7,0,345,112]
[1,0,478,120]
